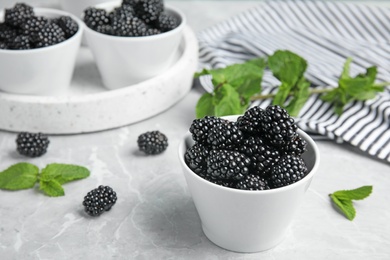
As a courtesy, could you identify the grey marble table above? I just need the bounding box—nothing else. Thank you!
[1,1,390,259]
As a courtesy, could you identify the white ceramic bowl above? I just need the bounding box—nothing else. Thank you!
[60,0,108,18]
[83,0,186,89]
[0,8,83,95]
[178,115,320,253]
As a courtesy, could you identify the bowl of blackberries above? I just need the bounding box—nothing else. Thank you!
[179,105,320,253]
[0,3,83,95]
[82,0,186,89]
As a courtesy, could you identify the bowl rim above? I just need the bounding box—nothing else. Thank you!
[82,1,187,41]
[0,7,84,54]
[179,115,321,195]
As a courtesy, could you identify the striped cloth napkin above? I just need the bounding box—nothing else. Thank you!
[197,0,390,163]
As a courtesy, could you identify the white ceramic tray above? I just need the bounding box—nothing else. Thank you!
[0,26,198,134]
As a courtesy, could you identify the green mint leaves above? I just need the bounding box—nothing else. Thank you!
[0,162,90,197]
[195,50,386,118]
[329,185,373,221]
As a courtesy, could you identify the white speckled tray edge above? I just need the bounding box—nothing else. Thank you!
[0,26,199,134]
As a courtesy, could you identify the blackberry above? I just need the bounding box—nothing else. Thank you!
[53,16,78,39]
[207,121,244,150]
[111,16,147,36]
[0,23,17,43]
[20,16,48,37]
[8,35,31,50]
[236,106,264,135]
[184,143,210,176]
[110,3,136,20]
[261,105,297,147]
[82,185,117,217]
[283,135,307,156]
[32,23,66,48]
[16,132,50,157]
[134,0,164,24]
[145,27,161,36]
[204,175,236,188]
[189,116,228,145]
[269,155,308,188]
[236,174,270,191]
[5,3,34,27]
[239,136,280,177]
[206,150,251,181]
[83,7,111,31]
[156,13,178,32]
[137,130,168,154]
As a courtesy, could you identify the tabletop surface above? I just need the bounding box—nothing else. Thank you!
[1,1,389,259]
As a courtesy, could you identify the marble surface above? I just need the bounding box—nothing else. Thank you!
[0,1,390,259]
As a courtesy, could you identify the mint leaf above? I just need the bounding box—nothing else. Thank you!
[196,93,215,118]
[330,194,356,221]
[40,179,65,197]
[0,163,39,190]
[333,186,373,201]
[41,163,90,184]
[214,84,246,117]
[285,78,311,116]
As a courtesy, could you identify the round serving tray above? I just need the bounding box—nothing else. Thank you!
[0,26,198,134]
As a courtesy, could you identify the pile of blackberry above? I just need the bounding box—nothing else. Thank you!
[185,105,309,190]
[0,3,78,50]
[83,0,179,37]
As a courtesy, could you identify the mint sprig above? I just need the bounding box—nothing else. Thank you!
[329,185,373,221]
[0,163,90,197]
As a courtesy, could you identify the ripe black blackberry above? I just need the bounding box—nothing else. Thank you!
[134,0,164,24]
[269,155,308,188]
[207,121,244,150]
[184,143,210,176]
[111,16,147,36]
[16,132,50,157]
[82,185,117,217]
[83,7,111,31]
[32,23,66,48]
[206,150,251,181]
[4,3,34,27]
[236,106,265,135]
[204,175,236,188]
[8,35,31,50]
[53,16,78,39]
[0,23,17,43]
[283,135,307,156]
[189,116,228,145]
[110,3,136,20]
[156,13,178,32]
[236,174,270,191]
[239,136,280,177]
[20,16,48,36]
[260,105,297,147]
[145,27,161,36]
[137,131,168,155]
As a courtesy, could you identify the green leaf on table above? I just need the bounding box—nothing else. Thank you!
[41,163,90,184]
[0,163,39,190]
[40,179,65,197]
[330,194,356,221]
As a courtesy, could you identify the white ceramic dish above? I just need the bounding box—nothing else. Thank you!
[179,115,320,253]
[0,26,198,134]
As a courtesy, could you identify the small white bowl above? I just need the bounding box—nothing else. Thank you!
[60,0,108,18]
[83,0,186,89]
[0,8,83,96]
[178,115,320,253]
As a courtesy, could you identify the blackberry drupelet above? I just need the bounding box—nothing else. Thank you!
[32,23,66,48]
[83,7,111,31]
[0,41,6,49]
[82,185,117,217]
[4,3,34,27]
[283,135,307,156]
[20,16,48,37]
[236,174,270,191]
[206,150,251,181]
[261,105,297,147]
[236,106,265,135]
[184,143,210,176]
[134,0,164,24]
[156,13,178,32]
[53,16,78,38]
[269,155,308,188]
[111,16,147,36]
[8,35,31,50]
[207,121,244,150]
[137,130,168,155]
[189,116,227,145]
[16,132,50,157]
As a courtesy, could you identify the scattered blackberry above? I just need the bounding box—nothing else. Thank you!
[184,143,210,176]
[236,106,264,135]
[20,16,48,37]
[16,132,50,157]
[236,174,270,191]
[111,16,147,36]
[189,116,228,145]
[207,121,244,150]
[269,155,308,188]
[4,3,34,27]
[83,7,111,31]
[239,136,280,177]
[156,13,178,32]
[134,0,164,24]
[137,130,168,154]
[261,105,297,147]
[32,23,66,48]
[53,16,78,38]
[8,35,31,50]
[283,135,307,156]
[82,185,117,217]
[206,150,251,181]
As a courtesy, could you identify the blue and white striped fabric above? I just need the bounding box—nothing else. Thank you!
[197,0,390,163]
